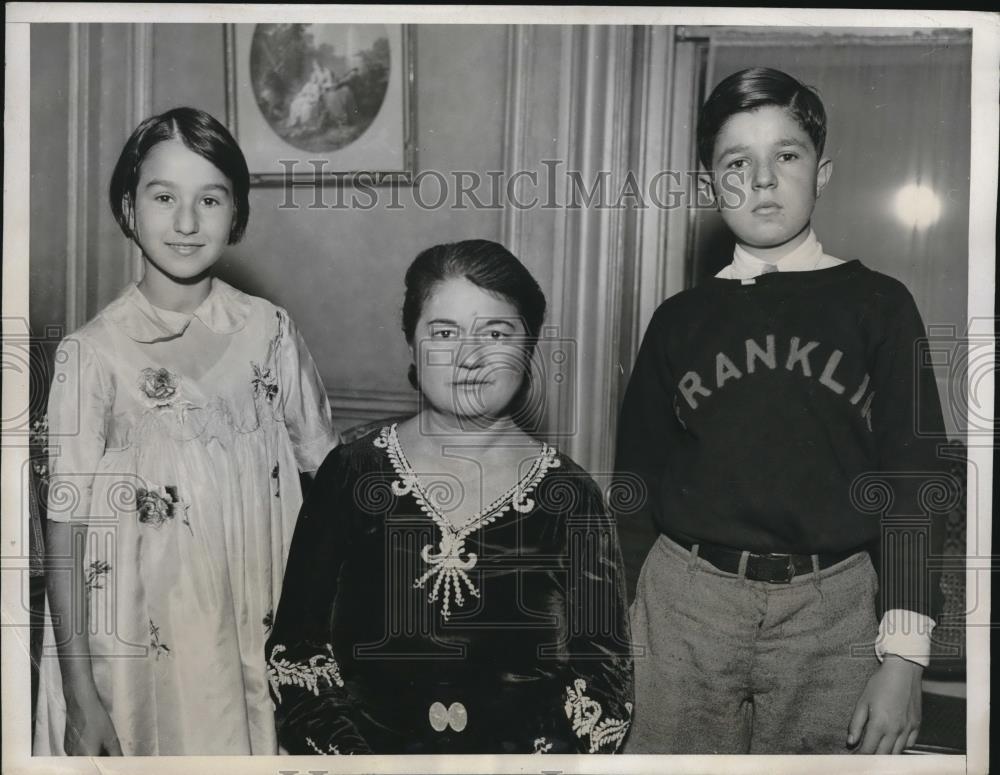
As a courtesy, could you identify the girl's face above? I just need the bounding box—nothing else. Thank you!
[133,139,235,282]
[410,277,531,425]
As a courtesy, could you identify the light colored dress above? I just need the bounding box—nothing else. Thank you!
[33,279,339,755]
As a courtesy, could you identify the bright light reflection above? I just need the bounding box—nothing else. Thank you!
[894,184,942,230]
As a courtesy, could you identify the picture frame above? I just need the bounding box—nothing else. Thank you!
[224,23,416,185]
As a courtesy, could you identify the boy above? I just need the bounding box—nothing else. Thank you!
[617,68,946,754]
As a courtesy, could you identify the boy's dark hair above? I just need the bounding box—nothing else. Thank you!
[697,67,827,171]
[401,239,546,409]
[109,107,251,244]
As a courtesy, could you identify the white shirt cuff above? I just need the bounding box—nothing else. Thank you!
[875,609,936,668]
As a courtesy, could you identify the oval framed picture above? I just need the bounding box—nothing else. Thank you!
[224,23,415,185]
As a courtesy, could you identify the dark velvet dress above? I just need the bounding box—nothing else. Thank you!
[266,425,633,754]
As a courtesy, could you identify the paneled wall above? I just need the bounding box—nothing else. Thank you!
[27,23,635,474]
[152,24,514,428]
[27,23,970,468]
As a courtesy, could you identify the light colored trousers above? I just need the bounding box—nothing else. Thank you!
[625,534,880,754]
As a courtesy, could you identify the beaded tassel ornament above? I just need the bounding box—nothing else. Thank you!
[376,424,559,620]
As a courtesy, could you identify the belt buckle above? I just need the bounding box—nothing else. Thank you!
[749,553,795,584]
[767,553,795,584]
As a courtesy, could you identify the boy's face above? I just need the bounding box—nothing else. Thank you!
[710,105,831,255]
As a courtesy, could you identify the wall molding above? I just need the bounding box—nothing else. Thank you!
[66,24,152,325]
[551,26,634,474]
[500,24,534,258]
[126,23,153,282]
[629,27,692,353]
[328,387,418,429]
[66,23,91,332]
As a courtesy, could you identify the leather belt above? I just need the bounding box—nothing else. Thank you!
[666,532,859,584]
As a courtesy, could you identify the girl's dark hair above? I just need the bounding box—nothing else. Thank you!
[109,107,251,244]
[402,240,547,401]
[696,67,827,171]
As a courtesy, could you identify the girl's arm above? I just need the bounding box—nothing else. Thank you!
[267,447,372,754]
[45,523,121,754]
[44,336,121,754]
[274,308,340,473]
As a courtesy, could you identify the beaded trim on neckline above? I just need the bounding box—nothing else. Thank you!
[373,423,560,619]
[376,423,559,534]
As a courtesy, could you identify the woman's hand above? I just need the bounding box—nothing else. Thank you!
[64,686,123,756]
[847,655,923,754]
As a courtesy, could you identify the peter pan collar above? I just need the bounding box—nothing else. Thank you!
[103,278,251,343]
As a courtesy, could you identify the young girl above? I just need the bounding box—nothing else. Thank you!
[266,240,633,754]
[33,107,340,756]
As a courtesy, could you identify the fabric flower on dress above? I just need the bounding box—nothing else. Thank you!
[136,484,188,529]
[251,363,279,404]
[137,367,181,408]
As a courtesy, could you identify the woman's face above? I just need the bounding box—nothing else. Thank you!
[410,276,531,425]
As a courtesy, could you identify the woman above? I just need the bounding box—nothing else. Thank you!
[266,239,633,754]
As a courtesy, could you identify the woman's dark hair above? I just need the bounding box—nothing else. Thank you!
[401,240,547,403]
[109,107,251,244]
[696,67,827,171]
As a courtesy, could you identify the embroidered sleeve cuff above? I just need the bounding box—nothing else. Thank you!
[267,642,344,703]
[563,678,632,753]
[875,609,936,668]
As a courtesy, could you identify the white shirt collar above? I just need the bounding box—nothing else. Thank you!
[717,229,843,280]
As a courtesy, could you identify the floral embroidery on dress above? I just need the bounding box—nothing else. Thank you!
[251,310,287,405]
[533,737,553,753]
[149,618,171,660]
[305,736,347,755]
[85,560,112,592]
[377,424,560,621]
[136,484,192,534]
[267,643,344,701]
[564,677,632,753]
[30,415,50,479]
[251,363,279,403]
[137,367,181,408]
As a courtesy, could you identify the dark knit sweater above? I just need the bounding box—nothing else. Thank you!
[615,260,948,617]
